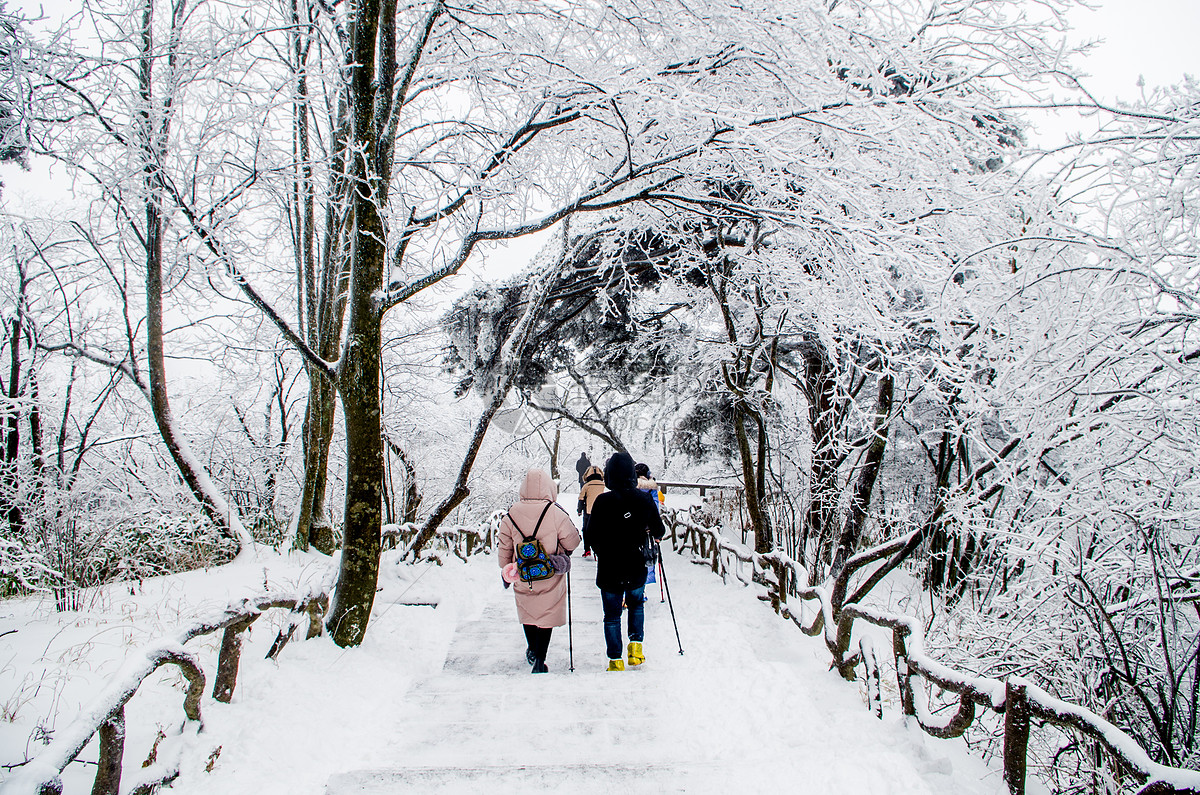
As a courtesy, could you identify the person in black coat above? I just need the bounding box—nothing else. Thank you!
[588,451,665,670]
[575,451,591,487]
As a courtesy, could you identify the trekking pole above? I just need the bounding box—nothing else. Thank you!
[567,568,575,672]
[656,541,683,655]
[658,558,665,603]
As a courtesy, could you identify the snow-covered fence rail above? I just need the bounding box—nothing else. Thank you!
[659,505,1200,795]
[1,586,330,795]
[383,510,501,562]
[655,480,741,498]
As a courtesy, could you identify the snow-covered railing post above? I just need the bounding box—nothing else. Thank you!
[860,635,883,720]
[305,596,326,640]
[1003,680,1031,795]
[213,615,256,703]
[892,622,915,717]
[93,707,124,795]
[832,606,859,679]
[760,554,787,615]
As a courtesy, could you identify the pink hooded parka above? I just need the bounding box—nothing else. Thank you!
[497,469,581,627]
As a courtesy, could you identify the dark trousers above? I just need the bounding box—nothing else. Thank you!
[523,624,553,663]
[600,587,645,660]
[581,513,592,553]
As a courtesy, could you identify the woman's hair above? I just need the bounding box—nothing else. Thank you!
[634,462,650,477]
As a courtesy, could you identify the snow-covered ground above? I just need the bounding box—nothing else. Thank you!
[2,521,1015,794]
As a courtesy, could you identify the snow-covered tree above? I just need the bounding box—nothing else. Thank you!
[18,0,1096,650]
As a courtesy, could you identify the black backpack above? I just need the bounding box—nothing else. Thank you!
[508,502,556,589]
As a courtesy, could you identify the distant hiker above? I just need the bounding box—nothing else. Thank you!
[577,465,606,559]
[589,452,665,671]
[634,463,663,584]
[575,451,591,487]
[498,468,581,673]
[635,462,664,513]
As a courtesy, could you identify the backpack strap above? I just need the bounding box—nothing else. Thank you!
[507,501,554,543]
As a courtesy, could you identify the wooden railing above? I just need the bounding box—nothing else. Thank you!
[660,505,1200,795]
[382,510,501,561]
[5,513,503,795]
[2,585,330,795]
[655,480,742,497]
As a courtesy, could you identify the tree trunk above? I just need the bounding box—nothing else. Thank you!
[706,262,773,554]
[384,434,422,524]
[137,0,250,550]
[409,385,507,554]
[288,0,343,554]
[3,313,22,537]
[294,374,337,552]
[28,362,42,478]
[800,331,839,582]
[324,0,388,648]
[830,372,893,577]
[145,192,246,544]
[324,240,384,648]
[410,239,565,557]
[733,401,772,553]
[924,431,954,592]
[550,427,560,480]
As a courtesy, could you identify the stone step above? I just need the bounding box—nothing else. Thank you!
[326,762,756,794]
[397,674,671,727]
[385,718,663,760]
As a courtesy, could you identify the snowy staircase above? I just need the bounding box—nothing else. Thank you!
[325,555,1002,794]
[325,568,744,792]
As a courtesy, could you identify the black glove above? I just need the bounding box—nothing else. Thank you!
[547,553,571,574]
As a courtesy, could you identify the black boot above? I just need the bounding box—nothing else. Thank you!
[531,658,548,674]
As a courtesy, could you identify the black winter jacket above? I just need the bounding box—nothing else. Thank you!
[590,452,665,591]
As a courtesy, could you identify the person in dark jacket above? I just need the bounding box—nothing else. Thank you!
[575,451,591,487]
[576,465,606,558]
[588,451,665,670]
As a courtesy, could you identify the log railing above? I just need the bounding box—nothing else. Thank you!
[2,585,330,795]
[655,480,742,498]
[660,505,1200,795]
[382,510,501,561]
[6,509,503,795]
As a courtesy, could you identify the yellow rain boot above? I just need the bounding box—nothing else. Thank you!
[606,658,625,672]
[627,641,645,667]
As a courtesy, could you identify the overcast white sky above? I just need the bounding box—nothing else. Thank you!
[1067,0,1197,99]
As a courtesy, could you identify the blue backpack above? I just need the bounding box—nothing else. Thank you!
[508,502,555,588]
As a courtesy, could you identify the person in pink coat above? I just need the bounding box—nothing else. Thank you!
[498,468,582,673]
